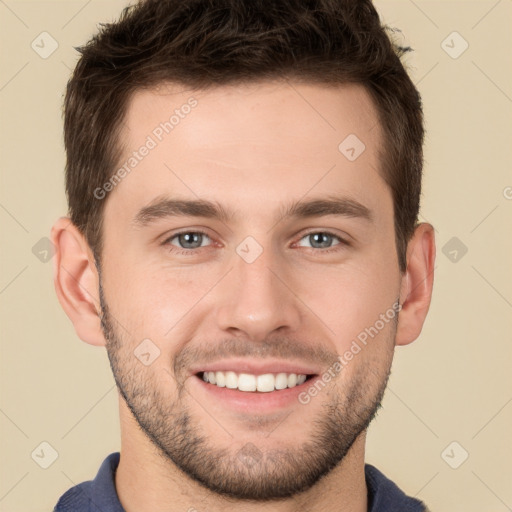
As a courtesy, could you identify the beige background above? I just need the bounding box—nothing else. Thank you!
[1,1,511,511]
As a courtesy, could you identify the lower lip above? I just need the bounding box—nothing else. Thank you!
[191,374,318,413]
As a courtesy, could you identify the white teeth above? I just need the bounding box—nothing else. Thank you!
[257,374,275,392]
[215,371,225,387]
[200,371,309,392]
[238,373,256,392]
[275,373,288,390]
[225,371,238,389]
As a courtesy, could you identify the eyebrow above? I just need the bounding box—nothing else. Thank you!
[132,194,374,228]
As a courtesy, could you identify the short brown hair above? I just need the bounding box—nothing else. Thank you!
[64,0,424,273]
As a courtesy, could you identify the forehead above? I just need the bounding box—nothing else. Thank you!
[104,80,390,232]
[122,80,380,156]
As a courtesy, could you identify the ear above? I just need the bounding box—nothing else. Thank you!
[395,222,436,346]
[50,217,106,347]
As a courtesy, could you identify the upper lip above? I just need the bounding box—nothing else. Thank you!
[189,358,320,377]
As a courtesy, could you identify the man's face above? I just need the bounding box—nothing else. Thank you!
[99,81,401,499]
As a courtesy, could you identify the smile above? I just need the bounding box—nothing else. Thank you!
[198,371,314,392]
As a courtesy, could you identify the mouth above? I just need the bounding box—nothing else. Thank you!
[188,359,322,413]
[195,370,317,393]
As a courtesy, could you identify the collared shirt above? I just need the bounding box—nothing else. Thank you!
[53,452,428,511]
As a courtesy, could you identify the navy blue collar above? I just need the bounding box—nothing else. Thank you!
[54,452,125,512]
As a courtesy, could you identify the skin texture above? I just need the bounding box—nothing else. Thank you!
[51,80,436,512]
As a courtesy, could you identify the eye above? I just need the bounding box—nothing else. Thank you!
[164,229,213,255]
[294,231,350,253]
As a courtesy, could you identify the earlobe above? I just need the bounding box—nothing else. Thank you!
[395,222,436,346]
[50,217,106,347]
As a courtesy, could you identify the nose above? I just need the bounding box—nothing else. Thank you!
[215,244,302,343]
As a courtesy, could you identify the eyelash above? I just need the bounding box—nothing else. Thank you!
[162,229,350,256]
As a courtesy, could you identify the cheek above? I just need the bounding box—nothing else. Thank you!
[105,268,205,351]
[298,257,400,350]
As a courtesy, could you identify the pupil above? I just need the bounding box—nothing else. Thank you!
[181,232,201,248]
[312,233,330,248]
